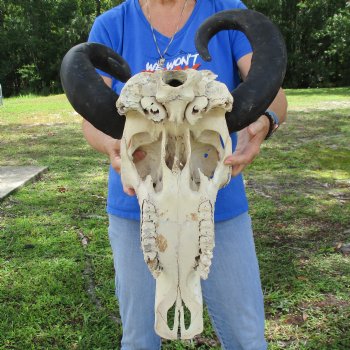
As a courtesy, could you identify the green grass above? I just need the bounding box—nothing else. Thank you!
[285,87,350,108]
[0,88,349,349]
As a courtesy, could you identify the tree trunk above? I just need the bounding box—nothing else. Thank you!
[95,0,101,16]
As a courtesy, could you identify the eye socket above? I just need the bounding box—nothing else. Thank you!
[192,107,199,114]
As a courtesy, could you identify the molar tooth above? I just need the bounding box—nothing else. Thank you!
[199,236,213,245]
[141,221,156,234]
[143,237,156,246]
[142,200,156,213]
[145,252,157,261]
[198,200,212,213]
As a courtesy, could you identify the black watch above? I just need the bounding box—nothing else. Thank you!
[263,110,279,140]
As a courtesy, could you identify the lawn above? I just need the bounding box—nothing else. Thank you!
[0,88,349,349]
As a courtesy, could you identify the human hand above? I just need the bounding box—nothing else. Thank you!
[224,115,270,177]
[105,139,146,196]
[105,138,122,173]
[122,148,146,196]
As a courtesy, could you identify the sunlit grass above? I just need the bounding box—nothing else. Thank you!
[0,94,77,125]
[0,89,349,349]
[286,87,350,108]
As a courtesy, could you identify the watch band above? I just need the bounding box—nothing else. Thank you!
[263,110,279,140]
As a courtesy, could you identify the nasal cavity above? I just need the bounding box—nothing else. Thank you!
[162,71,187,87]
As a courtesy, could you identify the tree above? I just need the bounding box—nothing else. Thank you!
[0,0,96,95]
[0,0,349,95]
[245,0,350,87]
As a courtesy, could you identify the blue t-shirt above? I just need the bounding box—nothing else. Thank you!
[88,0,252,222]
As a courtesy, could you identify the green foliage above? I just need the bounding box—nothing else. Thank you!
[0,0,349,95]
[0,0,122,96]
[245,0,350,88]
[16,64,42,93]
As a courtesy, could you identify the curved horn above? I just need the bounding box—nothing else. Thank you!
[195,9,287,133]
[60,42,131,139]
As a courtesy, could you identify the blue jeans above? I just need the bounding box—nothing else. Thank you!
[108,212,267,350]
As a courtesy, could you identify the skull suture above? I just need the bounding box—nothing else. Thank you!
[117,69,232,339]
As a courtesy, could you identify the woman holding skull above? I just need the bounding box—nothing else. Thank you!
[75,0,288,348]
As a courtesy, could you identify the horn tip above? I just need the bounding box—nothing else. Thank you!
[203,55,212,62]
[198,52,212,62]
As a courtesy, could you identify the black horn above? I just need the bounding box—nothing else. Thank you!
[60,42,131,139]
[195,9,287,133]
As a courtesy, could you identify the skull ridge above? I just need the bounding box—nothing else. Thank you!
[118,69,232,339]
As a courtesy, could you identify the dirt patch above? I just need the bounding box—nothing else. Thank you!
[300,294,350,309]
[247,176,350,201]
[284,312,309,325]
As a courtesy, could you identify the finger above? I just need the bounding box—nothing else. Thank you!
[231,164,245,177]
[224,153,248,166]
[133,149,146,162]
[123,185,136,196]
[225,144,260,168]
[111,158,121,173]
[111,138,121,152]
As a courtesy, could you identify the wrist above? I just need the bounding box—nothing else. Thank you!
[263,110,279,140]
[260,114,271,132]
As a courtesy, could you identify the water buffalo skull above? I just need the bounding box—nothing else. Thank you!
[118,69,232,338]
[60,9,287,339]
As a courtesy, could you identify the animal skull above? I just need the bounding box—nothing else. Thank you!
[60,7,287,342]
[117,69,232,339]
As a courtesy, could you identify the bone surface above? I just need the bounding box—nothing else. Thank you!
[118,69,232,340]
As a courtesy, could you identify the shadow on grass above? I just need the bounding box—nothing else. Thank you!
[0,123,109,176]
[1,105,349,349]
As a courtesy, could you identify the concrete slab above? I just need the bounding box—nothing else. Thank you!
[0,166,48,200]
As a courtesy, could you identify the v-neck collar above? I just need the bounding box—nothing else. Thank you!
[134,0,202,44]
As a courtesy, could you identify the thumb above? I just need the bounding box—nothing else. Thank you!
[248,116,269,137]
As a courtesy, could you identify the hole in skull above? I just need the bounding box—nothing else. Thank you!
[165,135,187,172]
[162,70,187,87]
[166,300,192,332]
[143,103,160,116]
[168,79,184,87]
[183,302,191,330]
[167,301,177,331]
[193,106,199,114]
[190,131,221,191]
[129,132,163,192]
